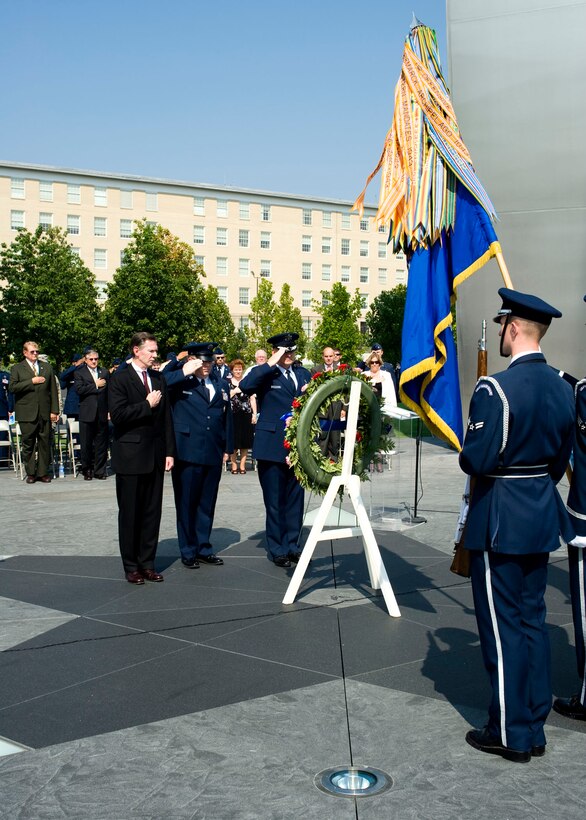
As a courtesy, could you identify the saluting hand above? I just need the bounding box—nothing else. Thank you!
[182,358,200,377]
[146,389,162,408]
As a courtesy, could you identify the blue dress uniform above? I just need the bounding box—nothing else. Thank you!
[59,354,83,418]
[554,295,586,720]
[460,289,575,761]
[165,343,233,567]
[240,333,311,565]
[0,369,14,445]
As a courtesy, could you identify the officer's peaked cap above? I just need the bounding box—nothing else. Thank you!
[182,342,217,361]
[267,332,298,350]
[493,288,562,326]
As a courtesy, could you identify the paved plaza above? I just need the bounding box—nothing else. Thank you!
[0,437,585,819]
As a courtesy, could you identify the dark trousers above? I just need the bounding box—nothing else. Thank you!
[79,417,109,475]
[172,460,222,559]
[115,469,165,573]
[568,545,586,705]
[19,416,52,477]
[257,460,304,559]
[470,549,550,752]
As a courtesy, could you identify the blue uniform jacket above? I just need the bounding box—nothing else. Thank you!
[59,363,81,416]
[567,378,586,537]
[0,370,14,418]
[460,353,575,553]
[240,363,311,463]
[165,369,234,465]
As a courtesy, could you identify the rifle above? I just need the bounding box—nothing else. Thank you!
[451,320,487,577]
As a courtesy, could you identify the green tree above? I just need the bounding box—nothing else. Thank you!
[199,285,239,359]
[272,282,307,357]
[310,283,364,365]
[364,284,407,366]
[98,221,205,361]
[245,278,277,359]
[0,226,100,367]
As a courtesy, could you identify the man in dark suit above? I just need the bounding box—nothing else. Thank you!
[311,346,342,459]
[109,332,175,584]
[554,294,586,722]
[9,341,59,483]
[74,347,110,481]
[240,332,311,567]
[460,289,575,762]
[59,352,84,420]
[165,342,233,568]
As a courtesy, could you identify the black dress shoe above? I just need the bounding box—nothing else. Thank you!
[94,473,107,480]
[83,471,92,481]
[38,475,52,483]
[181,557,200,569]
[25,475,36,484]
[198,554,224,565]
[141,569,164,582]
[288,551,302,563]
[465,728,530,763]
[553,695,586,721]
[126,571,145,585]
[531,745,546,757]
[273,555,291,568]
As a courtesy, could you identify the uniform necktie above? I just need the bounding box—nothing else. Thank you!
[142,370,150,393]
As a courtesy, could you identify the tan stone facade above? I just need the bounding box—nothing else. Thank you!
[0,162,407,337]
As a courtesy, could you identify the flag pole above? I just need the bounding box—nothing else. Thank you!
[495,250,513,289]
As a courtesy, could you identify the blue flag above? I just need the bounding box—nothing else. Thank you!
[399,181,500,450]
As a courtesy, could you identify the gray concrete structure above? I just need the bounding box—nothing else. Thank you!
[447,0,586,411]
[0,438,585,818]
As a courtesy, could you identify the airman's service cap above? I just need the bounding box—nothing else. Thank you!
[493,288,562,326]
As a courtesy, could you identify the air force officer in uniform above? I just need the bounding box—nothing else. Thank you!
[165,342,233,568]
[460,289,575,762]
[240,333,311,567]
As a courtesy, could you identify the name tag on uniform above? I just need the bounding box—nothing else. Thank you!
[271,384,282,390]
[182,390,193,395]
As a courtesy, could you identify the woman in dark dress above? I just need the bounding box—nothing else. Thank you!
[228,359,257,473]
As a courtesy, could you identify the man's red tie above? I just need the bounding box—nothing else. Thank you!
[142,370,149,393]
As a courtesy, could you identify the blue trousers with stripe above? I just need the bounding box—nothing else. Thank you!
[568,545,586,705]
[470,550,550,752]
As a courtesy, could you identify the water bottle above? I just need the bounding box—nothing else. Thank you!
[59,462,65,479]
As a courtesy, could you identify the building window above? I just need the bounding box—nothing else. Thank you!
[302,235,312,253]
[260,259,271,278]
[195,255,205,267]
[11,178,25,199]
[378,268,388,284]
[302,208,312,226]
[95,280,108,301]
[322,211,332,228]
[67,184,81,204]
[217,199,228,217]
[396,252,405,261]
[239,202,250,219]
[71,247,80,257]
[302,317,312,336]
[10,210,24,230]
[302,290,312,308]
[341,266,351,283]
[67,215,80,235]
[360,293,369,310]
[38,212,53,229]
[360,241,369,258]
[120,219,132,238]
[146,220,157,228]
[120,190,133,209]
[378,242,387,259]
[146,192,158,211]
[193,196,205,215]
[238,287,249,305]
[322,264,331,281]
[94,217,107,237]
[217,286,228,303]
[341,238,350,256]
[321,236,331,254]
[302,263,312,280]
[94,249,107,269]
[39,181,53,202]
[360,217,369,231]
[341,213,351,229]
[261,204,271,221]
[94,186,108,207]
[396,268,407,284]
[239,229,249,248]
[260,231,271,249]
[193,225,205,244]
[216,257,228,276]
[360,267,369,284]
[239,316,250,330]
[239,258,250,277]
[321,294,330,307]
[216,227,227,246]
[378,224,387,233]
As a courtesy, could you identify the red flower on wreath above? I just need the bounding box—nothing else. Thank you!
[311,372,322,380]
[292,398,301,409]
[339,363,348,371]
[355,431,362,442]
[283,439,292,450]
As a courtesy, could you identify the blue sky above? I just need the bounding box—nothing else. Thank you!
[0,0,446,201]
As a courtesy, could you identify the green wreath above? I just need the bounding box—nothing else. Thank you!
[284,366,392,494]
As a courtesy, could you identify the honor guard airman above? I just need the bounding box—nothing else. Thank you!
[460,288,575,762]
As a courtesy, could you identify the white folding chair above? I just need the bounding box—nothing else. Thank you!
[13,423,25,479]
[67,419,82,477]
[0,419,17,473]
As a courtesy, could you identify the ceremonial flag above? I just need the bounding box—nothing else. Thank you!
[354,19,501,450]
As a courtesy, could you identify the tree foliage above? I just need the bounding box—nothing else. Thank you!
[273,283,307,357]
[98,221,205,361]
[246,278,276,359]
[199,285,240,359]
[0,226,100,368]
[310,283,364,365]
[364,284,407,366]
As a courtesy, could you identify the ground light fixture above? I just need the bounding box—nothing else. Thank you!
[314,766,392,798]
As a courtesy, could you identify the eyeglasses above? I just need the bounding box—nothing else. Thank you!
[216,356,225,360]
[370,361,381,366]
[28,350,39,355]
[87,357,98,361]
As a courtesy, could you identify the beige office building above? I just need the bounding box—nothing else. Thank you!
[0,161,407,338]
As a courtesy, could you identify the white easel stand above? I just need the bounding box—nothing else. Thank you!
[282,380,401,618]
